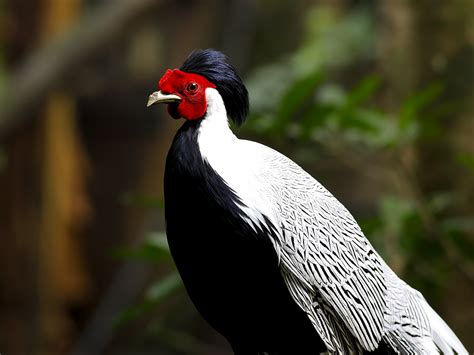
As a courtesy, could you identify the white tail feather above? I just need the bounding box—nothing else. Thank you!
[421,300,468,355]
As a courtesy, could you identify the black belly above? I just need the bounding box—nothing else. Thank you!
[164,122,325,353]
[166,211,324,354]
[164,183,325,353]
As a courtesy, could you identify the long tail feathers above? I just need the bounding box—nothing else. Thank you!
[421,301,468,355]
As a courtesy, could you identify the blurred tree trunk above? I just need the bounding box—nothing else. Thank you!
[0,1,92,354]
[37,0,92,354]
[0,2,43,355]
[0,126,42,355]
[378,0,474,348]
[38,93,91,353]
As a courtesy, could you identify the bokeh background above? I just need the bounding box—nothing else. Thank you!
[1,0,474,354]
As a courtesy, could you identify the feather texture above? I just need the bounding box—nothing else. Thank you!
[197,88,468,355]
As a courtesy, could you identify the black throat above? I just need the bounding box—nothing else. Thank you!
[164,120,247,229]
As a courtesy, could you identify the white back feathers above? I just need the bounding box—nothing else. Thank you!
[197,88,468,355]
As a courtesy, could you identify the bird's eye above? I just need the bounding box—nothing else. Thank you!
[186,82,199,93]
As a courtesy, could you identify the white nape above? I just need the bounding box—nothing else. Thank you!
[197,88,279,233]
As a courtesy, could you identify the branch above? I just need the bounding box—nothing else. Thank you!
[0,0,162,139]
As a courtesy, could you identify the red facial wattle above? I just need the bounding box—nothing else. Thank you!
[158,69,216,120]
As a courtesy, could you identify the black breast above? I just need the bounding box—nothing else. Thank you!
[164,121,325,354]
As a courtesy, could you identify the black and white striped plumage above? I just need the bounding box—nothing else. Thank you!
[158,50,468,354]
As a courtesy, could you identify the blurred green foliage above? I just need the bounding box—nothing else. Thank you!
[244,5,474,297]
[118,3,474,344]
[115,270,181,327]
[246,6,375,134]
[456,152,474,172]
[112,232,172,265]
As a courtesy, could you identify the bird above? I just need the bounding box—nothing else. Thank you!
[147,49,468,355]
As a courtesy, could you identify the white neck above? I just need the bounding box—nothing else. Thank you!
[196,88,279,234]
[197,88,237,160]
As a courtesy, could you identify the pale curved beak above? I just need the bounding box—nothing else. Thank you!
[147,91,181,107]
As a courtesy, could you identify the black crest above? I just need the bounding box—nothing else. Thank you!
[180,49,249,126]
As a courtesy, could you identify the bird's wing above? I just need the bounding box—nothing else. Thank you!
[250,144,388,352]
[277,186,387,352]
[209,140,466,354]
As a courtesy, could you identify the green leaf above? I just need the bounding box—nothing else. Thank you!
[442,217,474,235]
[344,75,380,108]
[316,84,346,105]
[379,195,416,234]
[299,104,334,139]
[456,152,474,171]
[398,83,443,131]
[114,272,182,327]
[111,232,172,264]
[338,110,380,133]
[272,70,324,133]
[427,192,454,213]
[145,272,182,302]
[246,62,294,115]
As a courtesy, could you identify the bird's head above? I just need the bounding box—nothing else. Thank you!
[147,49,249,126]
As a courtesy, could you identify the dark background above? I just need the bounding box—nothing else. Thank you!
[1,0,473,354]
